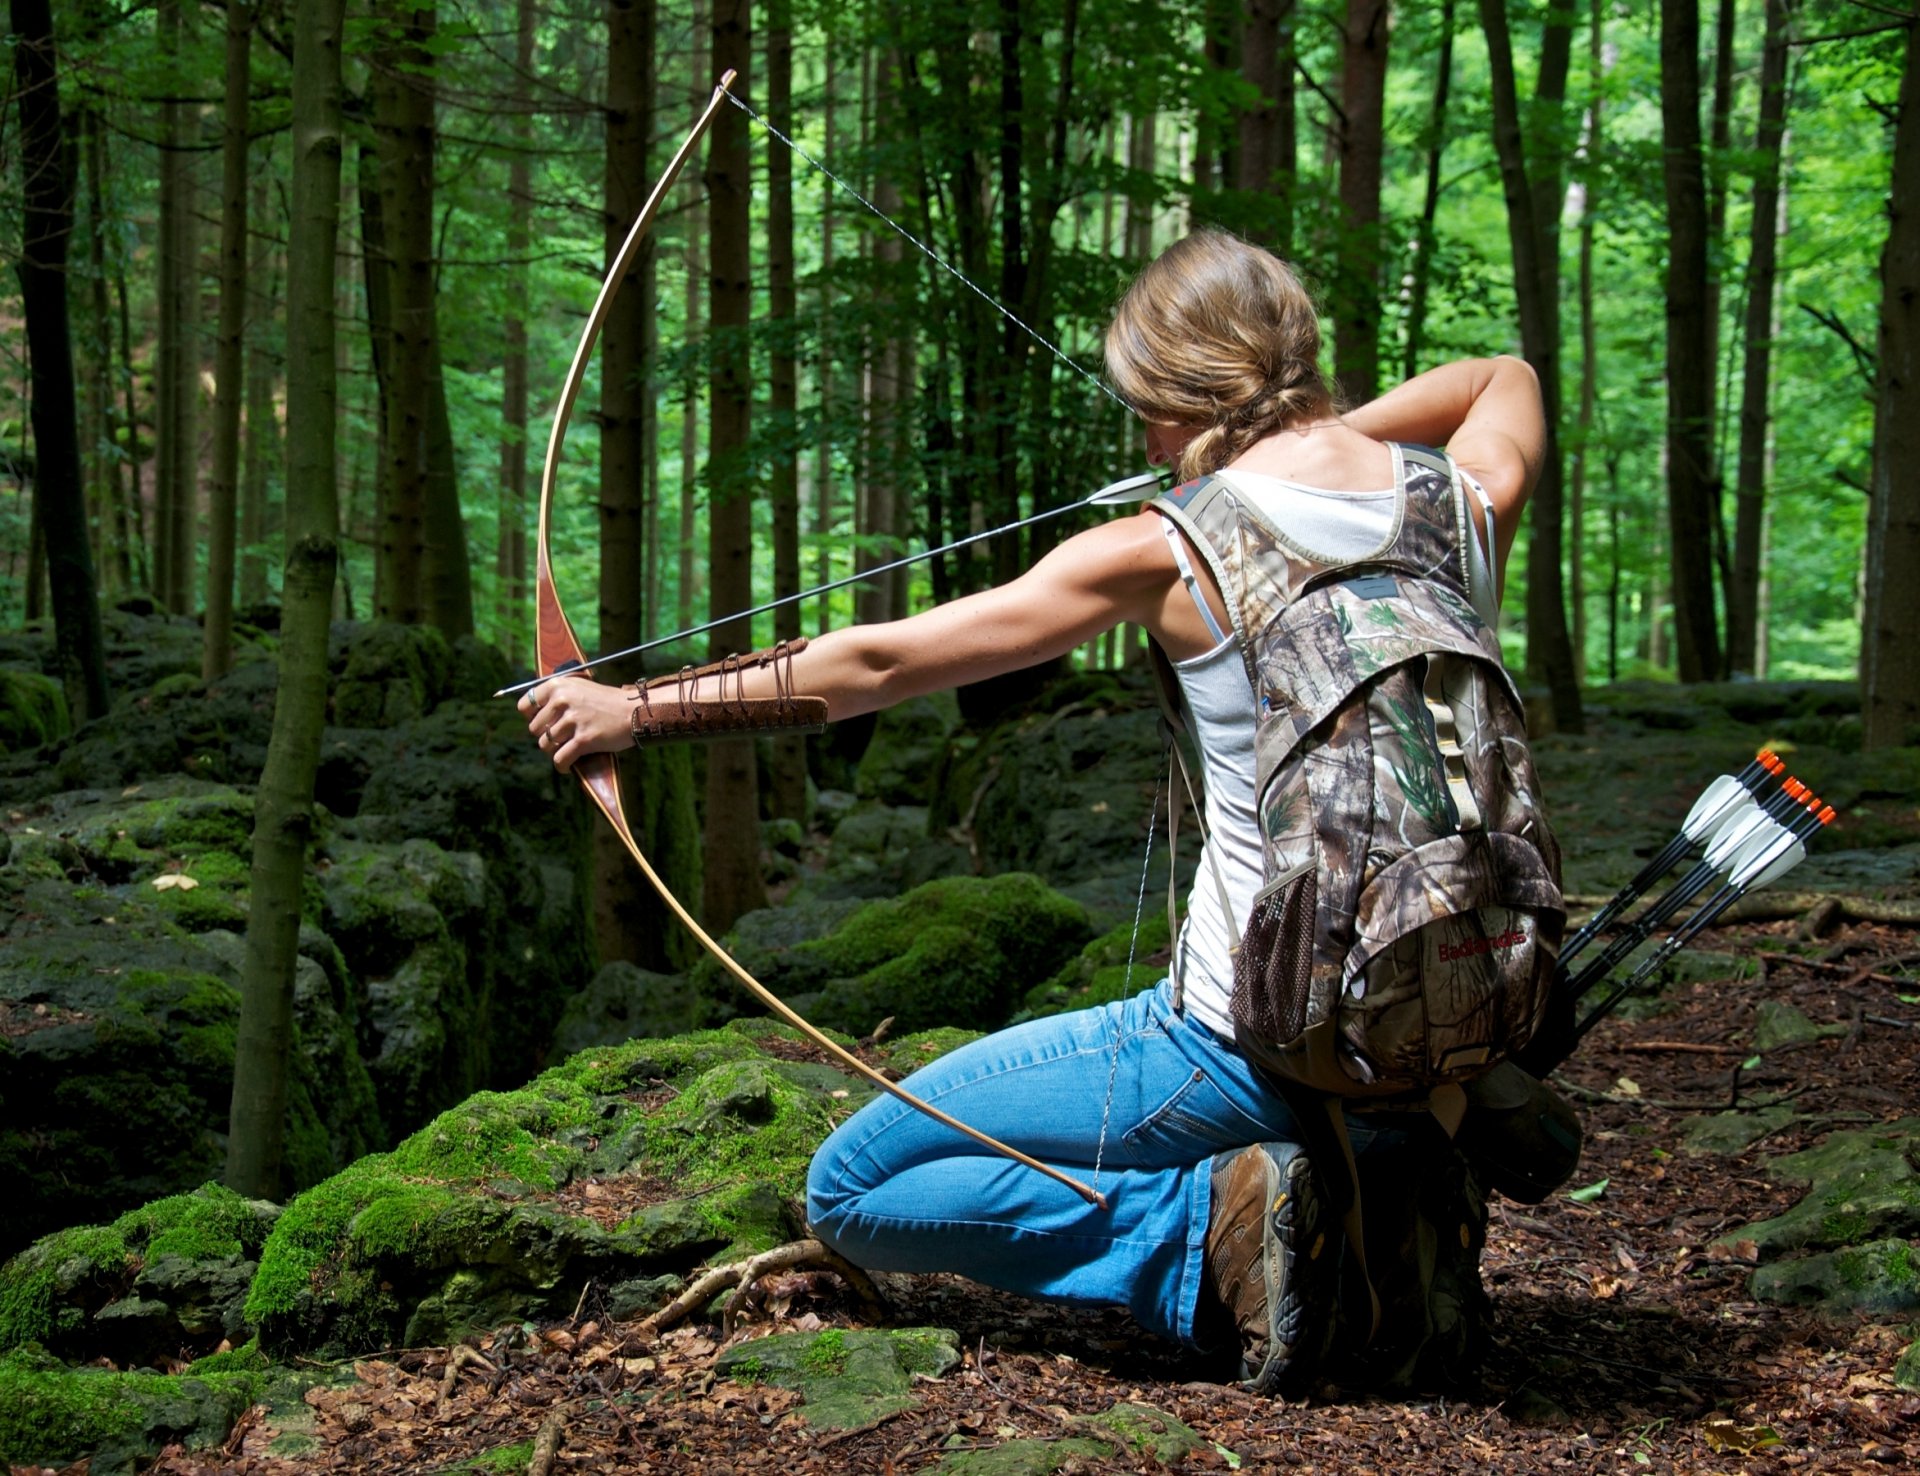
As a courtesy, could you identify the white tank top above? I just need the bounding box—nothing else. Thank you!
[1164,466,1499,1042]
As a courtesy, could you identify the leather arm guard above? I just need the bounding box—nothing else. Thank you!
[625,637,829,746]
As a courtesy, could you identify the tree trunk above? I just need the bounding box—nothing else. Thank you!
[240,166,276,609]
[1334,0,1390,405]
[1661,0,1723,681]
[12,0,111,721]
[81,106,132,597]
[813,44,837,637]
[371,0,436,625]
[1728,0,1790,677]
[1238,0,1297,254]
[1403,0,1454,380]
[204,0,252,681]
[422,364,472,636]
[1863,16,1920,749]
[593,0,691,974]
[702,0,766,933]
[1569,0,1609,674]
[226,0,344,1200]
[1478,0,1584,731]
[766,0,808,822]
[497,0,532,661]
[156,0,200,616]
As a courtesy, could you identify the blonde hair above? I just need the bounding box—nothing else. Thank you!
[1104,231,1333,482]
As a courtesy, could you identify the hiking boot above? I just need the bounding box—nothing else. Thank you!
[1204,1141,1336,1393]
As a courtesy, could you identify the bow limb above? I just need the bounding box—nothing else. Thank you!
[533,76,1107,1212]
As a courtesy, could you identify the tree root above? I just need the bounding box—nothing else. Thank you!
[642,1237,887,1336]
[437,1342,496,1402]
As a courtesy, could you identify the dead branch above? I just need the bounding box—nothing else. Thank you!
[528,1410,566,1476]
[641,1237,887,1336]
[437,1342,495,1402]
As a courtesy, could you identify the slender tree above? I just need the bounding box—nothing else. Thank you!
[1660,0,1723,681]
[1403,0,1454,380]
[1728,0,1792,676]
[767,0,808,822]
[703,0,767,932]
[204,0,254,681]
[1238,0,1297,254]
[1864,14,1920,749]
[1334,0,1390,405]
[497,0,534,660]
[156,0,200,614]
[239,166,276,609]
[227,0,346,1199]
[11,0,111,721]
[1478,0,1583,730]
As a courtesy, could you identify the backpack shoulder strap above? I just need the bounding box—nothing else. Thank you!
[1381,443,1473,597]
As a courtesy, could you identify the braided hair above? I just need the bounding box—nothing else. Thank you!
[1104,231,1334,483]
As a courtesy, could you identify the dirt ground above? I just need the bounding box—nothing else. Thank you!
[20,920,1919,1476]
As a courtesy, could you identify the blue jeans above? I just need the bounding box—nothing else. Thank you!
[807,980,1316,1346]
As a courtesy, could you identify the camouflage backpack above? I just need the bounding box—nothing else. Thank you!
[1151,443,1565,1332]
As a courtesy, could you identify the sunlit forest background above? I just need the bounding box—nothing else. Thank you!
[5,0,1907,707]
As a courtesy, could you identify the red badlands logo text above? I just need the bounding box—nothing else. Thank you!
[1437,929,1526,963]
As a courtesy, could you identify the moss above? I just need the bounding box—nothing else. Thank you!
[0,668,71,754]
[185,1337,268,1377]
[386,1091,589,1194]
[635,1057,834,1197]
[465,1440,536,1473]
[0,1225,130,1353]
[1022,912,1171,1020]
[0,1344,256,1467]
[800,1327,847,1376]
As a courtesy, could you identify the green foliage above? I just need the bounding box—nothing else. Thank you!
[0,1343,259,1468]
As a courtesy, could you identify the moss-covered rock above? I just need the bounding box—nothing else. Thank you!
[926,1402,1205,1474]
[797,873,1094,1035]
[1723,1119,1920,1257]
[856,693,960,806]
[245,1021,876,1357]
[795,802,970,903]
[1020,911,1172,1020]
[0,1184,277,1363]
[0,668,69,755]
[0,915,367,1254]
[551,962,701,1055]
[0,1342,263,1474]
[715,1325,960,1429]
[1750,1239,1920,1315]
[331,621,453,728]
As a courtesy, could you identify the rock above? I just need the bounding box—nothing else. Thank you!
[0,1343,262,1475]
[800,874,1094,1035]
[798,802,970,902]
[330,622,452,729]
[926,1402,1203,1473]
[855,693,959,806]
[1722,1119,1920,1257]
[0,900,375,1253]
[716,1325,960,1430]
[1897,1335,1920,1391]
[1750,1239,1920,1315]
[243,1020,898,1358]
[1021,912,1172,1020]
[0,1183,278,1364]
[0,669,69,756]
[1680,1105,1794,1157]
[551,962,700,1055]
[1752,1001,1845,1052]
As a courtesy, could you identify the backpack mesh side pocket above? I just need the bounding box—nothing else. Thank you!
[1232,865,1318,1046]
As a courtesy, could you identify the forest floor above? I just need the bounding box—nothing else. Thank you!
[24,919,1910,1476]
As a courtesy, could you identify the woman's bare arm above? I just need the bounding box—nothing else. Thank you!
[523,511,1189,772]
[1340,355,1545,568]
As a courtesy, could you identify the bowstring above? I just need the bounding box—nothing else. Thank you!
[1092,758,1164,1195]
[726,92,1134,417]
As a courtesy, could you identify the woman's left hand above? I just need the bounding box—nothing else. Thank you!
[519,676,634,774]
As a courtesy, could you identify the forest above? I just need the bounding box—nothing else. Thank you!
[3,0,1920,1472]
